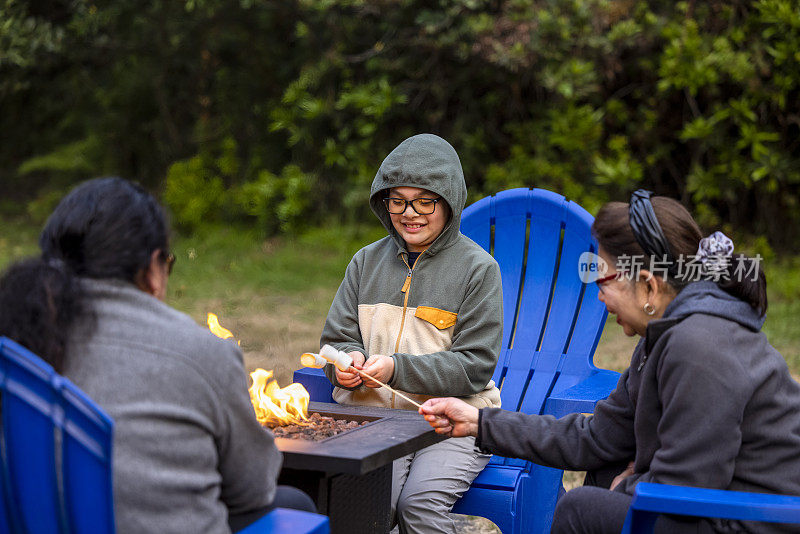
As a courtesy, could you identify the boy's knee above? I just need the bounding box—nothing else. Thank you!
[396,488,447,522]
[395,491,424,520]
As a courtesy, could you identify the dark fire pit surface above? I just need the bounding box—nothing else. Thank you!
[276,401,444,475]
[276,401,446,533]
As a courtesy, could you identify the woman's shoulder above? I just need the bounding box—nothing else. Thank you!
[659,314,744,358]
[656,313,778,381]
[83,278,243,370]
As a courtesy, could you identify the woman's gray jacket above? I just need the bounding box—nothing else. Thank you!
[65,279,280,534]
[478,281,800,533]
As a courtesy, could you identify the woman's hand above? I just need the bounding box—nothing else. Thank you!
[360,355,395,386]
[610,461,635,491]
[419,397,480,437]
[335,351,366,387]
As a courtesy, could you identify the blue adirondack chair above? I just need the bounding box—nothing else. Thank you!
[622,482,800,533]
[0,336,329,534]
[294,188,620,533]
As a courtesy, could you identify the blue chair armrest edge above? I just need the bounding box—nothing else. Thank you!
[622,482,800,534]
[238,508,329,534]
[544,369,619,418]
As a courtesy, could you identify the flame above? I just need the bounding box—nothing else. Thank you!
[207,312,239,343]
[249,369,310,428]
[205,312,310,427]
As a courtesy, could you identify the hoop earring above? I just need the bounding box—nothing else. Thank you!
[643,302,656,316]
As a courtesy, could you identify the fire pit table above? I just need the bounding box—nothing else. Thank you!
[275,401,446,533]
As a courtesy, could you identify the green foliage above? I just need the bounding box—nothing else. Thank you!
[0,218,39,272]
[163,155,227,232]
[2,0,800,249]
[0,0,66,69]
[235,164,315,234]
[17,136,101,176]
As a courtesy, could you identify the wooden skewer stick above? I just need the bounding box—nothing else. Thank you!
[312,345,424,409]
[348,366,423,409]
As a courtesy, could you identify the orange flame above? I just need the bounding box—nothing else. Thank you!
[206,312,309,427]
[207,313,240,345]
[249,369,310,427]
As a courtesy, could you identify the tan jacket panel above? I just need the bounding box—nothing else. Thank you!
[332,303,500,410]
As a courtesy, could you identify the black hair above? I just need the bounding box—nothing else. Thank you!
[592,196,768,315]
[0,177,169,372]
[0,259,83,372]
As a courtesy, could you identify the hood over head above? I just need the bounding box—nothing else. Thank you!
[369,134,467,255]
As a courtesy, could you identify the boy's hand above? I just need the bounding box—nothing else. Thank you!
[335,351,365,388]
[360,355,395,387]
[419,397,479,437]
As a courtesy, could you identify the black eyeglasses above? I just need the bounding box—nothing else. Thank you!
[383,197,441,215]
[161,250,176,275]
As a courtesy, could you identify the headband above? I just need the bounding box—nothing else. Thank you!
[629,189,676,273]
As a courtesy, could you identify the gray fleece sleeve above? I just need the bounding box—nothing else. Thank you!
[215,342,282,513]
[476,370,636,471]
[618,329,749,493]
[390,259,503,396]
[320,253,367,389]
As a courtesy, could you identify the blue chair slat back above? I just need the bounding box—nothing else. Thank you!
[61,382,115,533]
[460,188,607,470]
[508,189,566,354]
[1,338,64,534]
[535,200,607,406]
[0,337,115,534]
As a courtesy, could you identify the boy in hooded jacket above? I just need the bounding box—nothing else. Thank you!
[320,134,503,533]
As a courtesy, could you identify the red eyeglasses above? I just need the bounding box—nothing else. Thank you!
[594,271,626,291]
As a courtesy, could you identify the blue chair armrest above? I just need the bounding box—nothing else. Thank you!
[238,508,329,534]
[544,369,619,418]
[293,367,335,403]
[621,482,800,534]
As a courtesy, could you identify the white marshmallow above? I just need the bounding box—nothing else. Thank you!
[319,344,353,372]
[300,353,327,369]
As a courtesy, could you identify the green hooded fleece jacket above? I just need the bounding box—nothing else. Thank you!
[321,134,503,410]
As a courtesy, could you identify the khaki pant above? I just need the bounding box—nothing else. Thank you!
[390,436,490,534]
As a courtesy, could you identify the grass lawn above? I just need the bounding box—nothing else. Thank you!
[2,217,798,381]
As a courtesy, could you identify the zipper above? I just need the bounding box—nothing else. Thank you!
[392,252,423,408]
[394,254,421,353]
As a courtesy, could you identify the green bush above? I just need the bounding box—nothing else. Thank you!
[163,155,227,232]
[3,0,799,249]
[235,164,314,234]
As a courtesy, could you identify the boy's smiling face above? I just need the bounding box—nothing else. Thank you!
[387,186,450,253]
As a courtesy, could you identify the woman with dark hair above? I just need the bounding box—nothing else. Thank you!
[419,191,800,533]
[0,177,312,533]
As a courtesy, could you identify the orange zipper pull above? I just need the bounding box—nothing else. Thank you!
[401,274,411,293]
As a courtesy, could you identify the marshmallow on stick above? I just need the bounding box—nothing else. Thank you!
[319,344,354,371]
[299,352,327,368]
[302,345,422,409]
